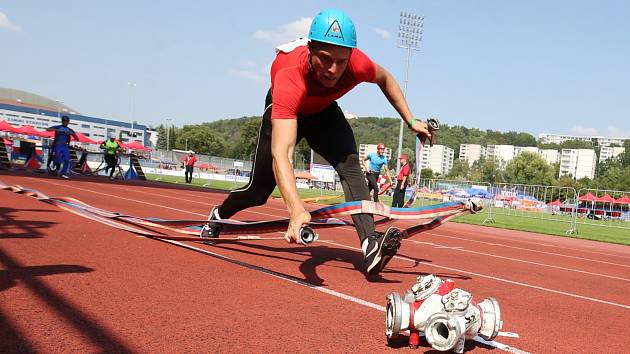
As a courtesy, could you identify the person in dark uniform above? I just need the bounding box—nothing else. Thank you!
[46,116,78,179]
[392,154,411,208]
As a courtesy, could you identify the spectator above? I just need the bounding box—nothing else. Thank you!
[183,151,197,184]
[392,154,411,207]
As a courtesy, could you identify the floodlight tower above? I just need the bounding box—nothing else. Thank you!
[396,11,424,171]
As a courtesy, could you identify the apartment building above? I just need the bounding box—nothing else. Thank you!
[459,144,485,167]
[420,144,454,175]
[559,149,596,179]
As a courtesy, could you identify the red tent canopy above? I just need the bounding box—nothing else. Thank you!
[547,200,562,206]
[74,132,98,144]
[196,162,218,169]
[295,171,317,180]
[0,120,18,133]
[124,141,151,151]
[14,125,46,137]
[596,194,615,203]
[578,192,597,202]
[3,138,12,145]
[614,195,630,204]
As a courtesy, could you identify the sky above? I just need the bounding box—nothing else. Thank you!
[1,0,629,137]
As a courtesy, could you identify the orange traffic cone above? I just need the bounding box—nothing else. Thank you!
[81,161,92,174]
[24,156,41,169]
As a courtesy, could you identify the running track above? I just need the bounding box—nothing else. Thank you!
[1,171,628,353]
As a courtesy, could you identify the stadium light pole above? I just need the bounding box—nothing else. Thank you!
[127,81,137,141]
[395,11,424,172]
[166,118,172,152]
[55,100,63,119]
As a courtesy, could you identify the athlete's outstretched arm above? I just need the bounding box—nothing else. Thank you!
[371,64,431,140]
[271,119,311,243]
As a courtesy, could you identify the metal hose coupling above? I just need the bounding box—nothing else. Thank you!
[299,226,318,244]
[385,274,503,352]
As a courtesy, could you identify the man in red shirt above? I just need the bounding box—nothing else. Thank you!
[201,9,432,275]
[392,154,411,207]
[183,151,197,184]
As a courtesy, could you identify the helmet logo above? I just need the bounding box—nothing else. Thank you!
[324,19,344,41]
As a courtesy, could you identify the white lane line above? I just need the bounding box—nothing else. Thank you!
[322,240,630,310]
[155,237,527,354]
[425,232,630,268]
[407,239,630,282]
[30,178,208,217]
[30,178,630,308]
[431,227,630,260]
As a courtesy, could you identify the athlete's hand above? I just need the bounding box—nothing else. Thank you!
[285,208,311,244]
[408,120,433,146]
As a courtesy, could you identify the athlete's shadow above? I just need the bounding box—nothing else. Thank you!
[214,242,417,285]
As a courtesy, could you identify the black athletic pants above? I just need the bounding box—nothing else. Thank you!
[104,154,117,177]
[366,172,380,202]
[217,90,375,243]
[185,166,194,183]
[392,179,407,208]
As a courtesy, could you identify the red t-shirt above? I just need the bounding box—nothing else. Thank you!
[270,45,377,119]
[183,156,197,167]
[396,164,410,181]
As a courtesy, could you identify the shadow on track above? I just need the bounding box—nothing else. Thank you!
[0,249,134,353]
[0,206,58,239]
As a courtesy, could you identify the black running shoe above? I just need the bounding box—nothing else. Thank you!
[362,227,403,275]
[200,207,222,240]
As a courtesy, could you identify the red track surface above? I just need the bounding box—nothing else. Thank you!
[1,171,629,353]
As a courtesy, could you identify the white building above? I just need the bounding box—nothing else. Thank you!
[539,133,628,147]
[485,145,515,167]
[513,146,539,157]
[599,146,625,163]
[420,144,454,175]
[539,149,560,165]
[0,88,147,144]
[559,149,596,179]
[459,144,484,167]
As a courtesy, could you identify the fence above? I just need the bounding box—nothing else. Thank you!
[413,178,494,220]
[574,188,630,232]
[488,183,577,234]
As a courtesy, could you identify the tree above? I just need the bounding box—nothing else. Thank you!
[469,157,503,184]
[504,152,556,185]
[155,124,167,149]
[175,125,225,155]
[445,159,470,180]
[420,168,434,179]
[231,118,262,159]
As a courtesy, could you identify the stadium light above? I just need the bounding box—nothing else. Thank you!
[55,100,63,119]
[166,118,172,152]
[395,11,424,172]
[127,81,137,140]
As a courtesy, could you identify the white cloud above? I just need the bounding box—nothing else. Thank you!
[571,125,599,136]
[239,60,256,68]
[606,126,629,137]
[374,28,391,39]
[253,17,312,45]
[228,69,266,83]
[0,12,20,32]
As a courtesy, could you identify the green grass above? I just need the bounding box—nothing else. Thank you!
[454,210,630,246]
[145,173,630,246]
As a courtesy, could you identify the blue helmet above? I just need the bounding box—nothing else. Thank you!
[308,9,357,48]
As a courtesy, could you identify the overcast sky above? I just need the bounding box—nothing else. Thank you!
[1,0,628,137]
